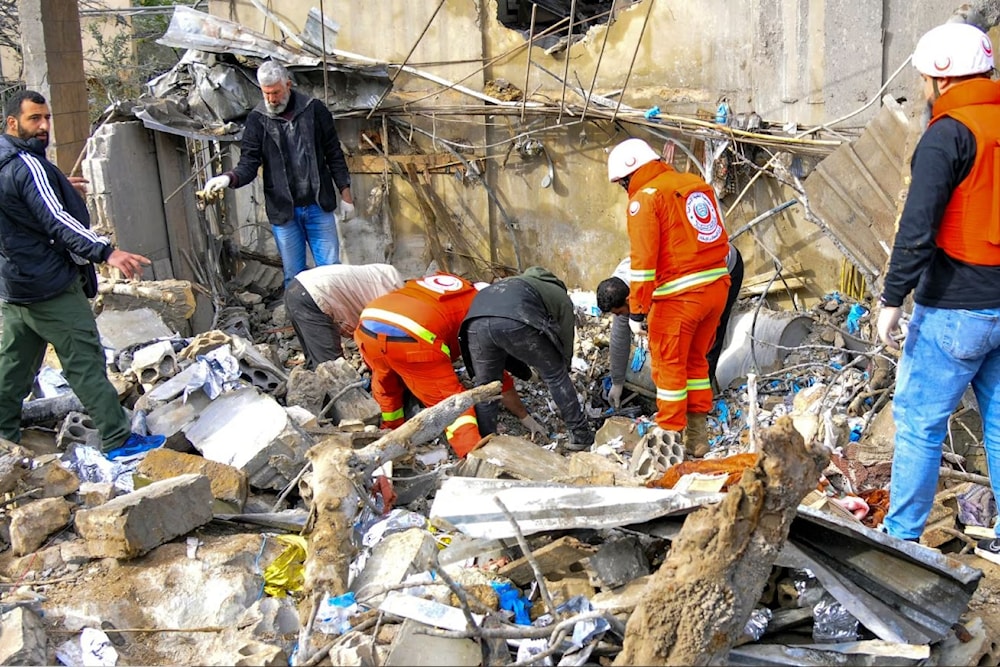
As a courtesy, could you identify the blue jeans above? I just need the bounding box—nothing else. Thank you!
[884,304,1000,540]
[271,204,339,287]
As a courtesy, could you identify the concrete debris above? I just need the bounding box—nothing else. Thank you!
[2,246,999,666]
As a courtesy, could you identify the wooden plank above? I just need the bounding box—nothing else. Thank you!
[466,434,571,481]
[497,535,597,585]
[347,153,457,174]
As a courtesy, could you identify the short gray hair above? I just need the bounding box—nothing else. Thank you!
[257,61,290,87]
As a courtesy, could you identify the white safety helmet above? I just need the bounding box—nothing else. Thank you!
[607,138,661,182]
[912,22,994,78]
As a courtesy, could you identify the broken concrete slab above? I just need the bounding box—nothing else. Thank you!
[565,451,641,486]
[315,358,379,425]
[136,448,248,512]
[595,415,642,452]
[385,617,480,666]
[75,482,116,507]
[74,473,213,559]
[431,477,723,539]
[0,607,47,666]
[144,389,211,452]
[181,387,314,490]
[497,535,596,586]
[460,434,571,480]
[10,497,72,556]
[590,574,652,616]
[351,529,440,606]
[0,441,31,495]
[55,412,100,451]
[96,308,174,354]
[588,536,650,589]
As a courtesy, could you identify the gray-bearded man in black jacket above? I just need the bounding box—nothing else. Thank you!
[204,60,355,287]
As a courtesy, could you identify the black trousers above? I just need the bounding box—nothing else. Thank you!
[285,277,343,369]
[465,317,586,434]
[706,249,745,383]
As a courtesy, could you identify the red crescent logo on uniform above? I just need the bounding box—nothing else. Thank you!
[933,56,952,72]
[685,191,723,243]
[983,36,993,57]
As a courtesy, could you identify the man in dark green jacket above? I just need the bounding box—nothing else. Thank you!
[460,267,594,449]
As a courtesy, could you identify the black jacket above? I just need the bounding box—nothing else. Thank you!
[882,116,1000,309]
[0,135,110,304]
[227,90,351,225]
[460,267,576,380]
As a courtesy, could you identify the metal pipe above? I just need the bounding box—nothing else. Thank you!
[367,0,447,119]
[520,4,537,124]
[557,0,578,124]
[729,199,799,240]
[611,0,656,127]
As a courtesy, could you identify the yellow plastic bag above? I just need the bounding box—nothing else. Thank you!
[262,534,308,598]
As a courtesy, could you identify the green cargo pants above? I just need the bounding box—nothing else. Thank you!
[0,280,130,451]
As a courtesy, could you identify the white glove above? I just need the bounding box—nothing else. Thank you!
[607,382,624,408]
[337,199,356,222]
[628,317,645,336]
[520,414,548,439]
[877,306,903,350]
[204,174,231,193]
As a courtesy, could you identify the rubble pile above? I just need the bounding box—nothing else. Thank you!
[0,283,998,666]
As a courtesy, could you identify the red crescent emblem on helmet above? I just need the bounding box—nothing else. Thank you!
[933,56,952,72]
[625,157,637,167]
[983,37,993,57]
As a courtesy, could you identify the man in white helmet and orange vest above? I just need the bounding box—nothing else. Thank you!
[876,22,1000,563]
[606,138,731,455]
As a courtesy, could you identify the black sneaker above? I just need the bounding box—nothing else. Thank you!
[975,538,1000,565]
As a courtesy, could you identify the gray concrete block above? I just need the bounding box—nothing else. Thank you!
[96,308,174,354]
[386,618,480,666]
[316,358,380,425]
[0,607,47,666]
[587,536,650,589]
[56,411,100,451]
[75,473,213,559]
[351,528,439,605]
[181,387,313,490]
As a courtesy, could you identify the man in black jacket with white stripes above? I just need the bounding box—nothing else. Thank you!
[0,90,162,458]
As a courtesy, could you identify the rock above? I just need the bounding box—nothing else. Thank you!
[0,607,46,666]
[76,482,116,507]
[75,473,213,559]
[285,367,326,416]
[24,455,80,498]
[10,497,72,556]
[136,448,248,512]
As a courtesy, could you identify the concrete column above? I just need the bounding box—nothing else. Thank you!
[19,0,89,173]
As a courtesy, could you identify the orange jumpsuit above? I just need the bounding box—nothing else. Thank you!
[354,273,487,457]
[625,161,731,431]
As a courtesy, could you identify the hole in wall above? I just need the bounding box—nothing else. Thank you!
[495,0,641,49]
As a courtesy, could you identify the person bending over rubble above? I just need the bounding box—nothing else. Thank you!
[605,138,731,457]
[285,263,404,368]
[460,267,596,450]
[355,273,543,457]
[595,245,744,454]
[203,60,355,288]
[877,23,1000,564]
[0,90,165,459]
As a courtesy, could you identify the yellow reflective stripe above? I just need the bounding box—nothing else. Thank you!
[656,387,687,402]
[652,267,728,297]
[382,408,404,422]
[630,269,656,283]
[360,307,450,356]
[445,414,478,439]
[687,378,711,391]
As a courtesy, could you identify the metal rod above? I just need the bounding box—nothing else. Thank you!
[319,0,330,106]
[611,0,656,127]
[580,0,613,125]
[557,0,578,124]
[520,4,537,124]
[367,0,448,119]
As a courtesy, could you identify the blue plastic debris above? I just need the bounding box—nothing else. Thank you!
[631,346,647,373]
[644,105,661,120]
[846,303,868,335]
[492,581,532,625]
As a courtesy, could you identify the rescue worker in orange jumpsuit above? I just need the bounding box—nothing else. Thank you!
[355,273,543,457]
[606,138,731,454]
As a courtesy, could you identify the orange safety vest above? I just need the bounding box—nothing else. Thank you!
[625,161,730,315]
[930,78,1000,266]
[359,273,476,361]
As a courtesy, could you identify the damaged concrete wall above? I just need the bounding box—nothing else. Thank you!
[205,0,978,295]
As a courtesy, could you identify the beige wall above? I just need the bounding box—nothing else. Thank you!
[205,0,959,299]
